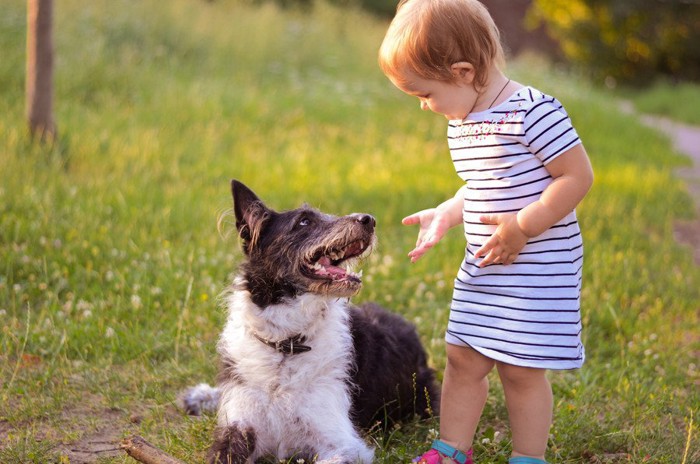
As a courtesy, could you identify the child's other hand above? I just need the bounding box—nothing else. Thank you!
[402,209,450,263]
[474,213,529,267]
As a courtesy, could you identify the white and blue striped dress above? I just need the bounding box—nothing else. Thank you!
[445,87,585,370]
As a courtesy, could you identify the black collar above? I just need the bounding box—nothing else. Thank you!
[252,332,311,355]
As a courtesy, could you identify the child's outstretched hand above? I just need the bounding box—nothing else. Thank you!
[474,212,530,267]
[402,208,453,262]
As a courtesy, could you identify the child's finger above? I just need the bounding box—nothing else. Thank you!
[402,214,421,226]
[477,251,495,267]
[474,237,494,258]
[407,248,425,262]
[479,214,500,225]
[416,239,435,254]
[410,248,430,262]
[408,237,436,262]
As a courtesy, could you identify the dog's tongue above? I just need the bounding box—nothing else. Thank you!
[317,256,348,279]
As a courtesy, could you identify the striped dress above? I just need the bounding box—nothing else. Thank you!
[445,86,585,370]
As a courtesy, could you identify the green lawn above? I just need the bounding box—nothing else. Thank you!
[1,0,699,463]
[621,79,700,126]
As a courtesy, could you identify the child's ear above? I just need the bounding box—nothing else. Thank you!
[450,62,475,84]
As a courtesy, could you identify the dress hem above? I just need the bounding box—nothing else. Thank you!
[445,331,584,371]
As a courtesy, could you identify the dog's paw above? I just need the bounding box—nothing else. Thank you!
[179,383,220,416]
[315,457,346,464]
[317,448,374,464]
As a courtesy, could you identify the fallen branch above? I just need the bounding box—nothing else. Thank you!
[120,435,186,464]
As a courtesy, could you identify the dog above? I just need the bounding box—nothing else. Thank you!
[182,180,439,464]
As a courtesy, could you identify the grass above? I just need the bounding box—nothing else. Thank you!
[620,79,700,126]
[1,0,699,462]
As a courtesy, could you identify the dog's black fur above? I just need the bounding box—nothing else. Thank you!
[348,301,439,429]
[204,181,440,463]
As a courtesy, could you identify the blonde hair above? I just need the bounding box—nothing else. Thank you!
[379,0,505,89]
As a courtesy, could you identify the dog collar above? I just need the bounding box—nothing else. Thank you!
[252,332,311,355]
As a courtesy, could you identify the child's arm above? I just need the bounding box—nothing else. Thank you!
[475,144,594,267]
[402,185,466,262]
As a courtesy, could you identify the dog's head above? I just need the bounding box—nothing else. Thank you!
[231,180,375,305]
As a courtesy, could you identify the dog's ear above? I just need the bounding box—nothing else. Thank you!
[232,180,272,254]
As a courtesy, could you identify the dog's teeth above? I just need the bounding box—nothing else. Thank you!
[329,249,345,261]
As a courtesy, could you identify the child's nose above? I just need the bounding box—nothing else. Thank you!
[420,100,429,111]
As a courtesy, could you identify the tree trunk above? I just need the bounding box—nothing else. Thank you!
[26,0,56,142]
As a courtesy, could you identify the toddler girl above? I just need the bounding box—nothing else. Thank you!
[378,0,594,463]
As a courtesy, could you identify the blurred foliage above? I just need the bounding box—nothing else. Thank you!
[527,0,700,85]
[241,0,399,17]
[234,0,700,83]
[335,0,398,17]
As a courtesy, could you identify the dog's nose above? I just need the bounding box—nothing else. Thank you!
[354,214,376,229]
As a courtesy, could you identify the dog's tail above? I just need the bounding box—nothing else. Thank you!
[179,383,220,416]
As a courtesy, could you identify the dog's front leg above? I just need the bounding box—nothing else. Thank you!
[315,443,375,464]
[310,417,374,464]
[207,423,256,464]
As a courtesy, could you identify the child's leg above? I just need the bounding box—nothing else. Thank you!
[440,344,495,452]
[496,363,552,460]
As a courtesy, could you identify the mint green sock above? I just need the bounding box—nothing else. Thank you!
[508,457,547,464]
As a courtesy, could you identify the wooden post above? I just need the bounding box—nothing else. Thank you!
[26,0,56,142]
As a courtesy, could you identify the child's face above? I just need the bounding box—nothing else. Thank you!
[390,70,477,121]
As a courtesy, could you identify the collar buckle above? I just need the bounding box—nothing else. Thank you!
[253,332,311,355]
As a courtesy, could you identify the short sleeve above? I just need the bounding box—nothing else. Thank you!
[524,96,581,165]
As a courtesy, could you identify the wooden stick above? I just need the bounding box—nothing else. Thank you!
[120,435,186,464]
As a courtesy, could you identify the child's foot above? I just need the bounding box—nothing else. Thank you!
[412,440,473,464]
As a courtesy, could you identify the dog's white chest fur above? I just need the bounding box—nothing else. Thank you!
[215,286,373,463]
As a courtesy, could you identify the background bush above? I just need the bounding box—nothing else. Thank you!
[527,0,700,84]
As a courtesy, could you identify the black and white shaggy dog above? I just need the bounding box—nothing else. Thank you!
[183,180,439,464]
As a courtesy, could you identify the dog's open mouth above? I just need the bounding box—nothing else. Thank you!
[306,239,369,284]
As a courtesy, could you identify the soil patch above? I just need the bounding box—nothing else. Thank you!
[54,408,125,464]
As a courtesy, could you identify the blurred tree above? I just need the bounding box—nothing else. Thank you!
[527,0,700,84]
[479,0,559,58]
[26,0,56,141]
[245,0,398,17]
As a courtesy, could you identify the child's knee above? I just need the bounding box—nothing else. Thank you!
[446,343,494,378]
[496,362,548,389]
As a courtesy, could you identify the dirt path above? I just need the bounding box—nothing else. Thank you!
[620,102,700,265]
[654,116,700,265]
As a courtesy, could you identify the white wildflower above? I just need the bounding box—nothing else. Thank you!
[131,294,143,310]
[76,299,93,311]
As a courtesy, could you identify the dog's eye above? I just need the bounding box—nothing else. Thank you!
[298,218,310,227]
